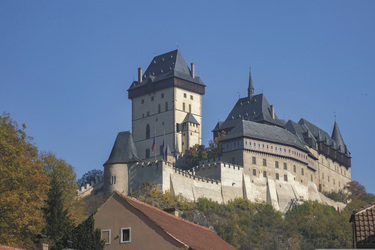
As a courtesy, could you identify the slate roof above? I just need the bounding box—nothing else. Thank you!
[222,120,309,153]
[114,192,235,250]
[350,202,375,247]
[213,94,286,133]
[104,131,139,165]
[285,120,318,149]
[298,118,350,156]
[183,113,200,125]
[128,50,205,91]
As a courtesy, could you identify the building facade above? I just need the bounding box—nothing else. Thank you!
[78,50,351,213]
[127,50,205,160]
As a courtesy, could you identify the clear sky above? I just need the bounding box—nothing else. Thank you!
[1,1,374,194]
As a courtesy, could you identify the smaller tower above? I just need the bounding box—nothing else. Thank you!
[103,131,139,194]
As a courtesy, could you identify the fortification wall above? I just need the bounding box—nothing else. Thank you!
[170,167,222,203]
[77,176,104,198]
[129,161,164,193]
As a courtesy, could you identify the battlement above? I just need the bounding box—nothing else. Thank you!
[77,176,104,198]
[171,165,220,184]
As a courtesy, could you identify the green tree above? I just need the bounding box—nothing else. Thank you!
[56,215,105,250]
[77,169,103,187]
[285,201,351,249]
[42,177,74,249]
[0,113,49,247]
[207,130,227,159]
[184,144,208,167]
[41,152,85,225]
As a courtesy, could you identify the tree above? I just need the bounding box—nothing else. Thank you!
[77,169,104,187]
[285,201,351,249]
[42,177,74,249]
[0,113,49,247]
[184,145,208,167]
[41,152,85,225]
[56,215,105,250]
[207,130,227,159]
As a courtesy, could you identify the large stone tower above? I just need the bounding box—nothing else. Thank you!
[128,50,206,160]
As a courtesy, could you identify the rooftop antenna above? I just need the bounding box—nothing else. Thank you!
[153,51,155,56]
[176,42,179,49]
[334,112,336,121]
[238,92,240,99]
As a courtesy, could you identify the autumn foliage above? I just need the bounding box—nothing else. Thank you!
[0,113,49,247]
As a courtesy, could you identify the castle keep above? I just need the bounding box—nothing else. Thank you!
[79,50,351,212]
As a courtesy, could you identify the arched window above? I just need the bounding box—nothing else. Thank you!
[146,124,150,139]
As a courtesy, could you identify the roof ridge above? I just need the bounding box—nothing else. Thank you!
[115,191,218,235]
[353,201,375,214]
[114,191,189,248]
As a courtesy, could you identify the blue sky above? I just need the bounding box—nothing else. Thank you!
[1,1,374,194]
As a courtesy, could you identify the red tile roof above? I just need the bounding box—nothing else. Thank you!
[351,202,375,243]
[115,191,235,250]
[0,245,26,250]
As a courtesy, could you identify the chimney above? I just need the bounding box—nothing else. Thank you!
[191,63,195,78]
[271,105,275,119]
[138,67,142,83]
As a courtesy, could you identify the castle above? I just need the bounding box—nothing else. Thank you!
[78,50,351,212]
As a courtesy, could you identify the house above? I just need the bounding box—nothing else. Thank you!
[350,202,375,248]
[94,191,235,249]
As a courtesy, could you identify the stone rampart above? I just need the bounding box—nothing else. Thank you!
[77,176,104,198]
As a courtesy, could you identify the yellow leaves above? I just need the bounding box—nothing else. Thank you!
[0,114,49,247]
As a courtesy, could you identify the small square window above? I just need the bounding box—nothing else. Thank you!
[151,96,154,101]
[190,95,193,100]
[284,175,288,181]
[263,159,267,166]
[276,173,279,180]
[141,99,144,104]
[161,93,164,98]
[283,163,287,170]
[301,168,304,176]
[275,161,279,168]
[101,230,111,245]
[293,165,296,172]
[263,171,267,177]
[121,228,131,243]
[184,93,187,98]
[253,169,256,176]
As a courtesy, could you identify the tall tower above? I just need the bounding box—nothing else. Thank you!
[128,50,206,160]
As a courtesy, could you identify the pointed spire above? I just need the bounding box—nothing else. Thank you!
[248,67,254,100]
[332,121,346,152]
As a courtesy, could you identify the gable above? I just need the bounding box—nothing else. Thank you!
[94,195,186,249]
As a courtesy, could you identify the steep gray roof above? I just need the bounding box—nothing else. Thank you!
[213,94,286,133]
[104,131,139,165]
[285,120,318,149]
[222,120,309,153]
[332,121,346,153]
[128,50,205,91]
[183,113,200,125]
[297,118,350,156]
